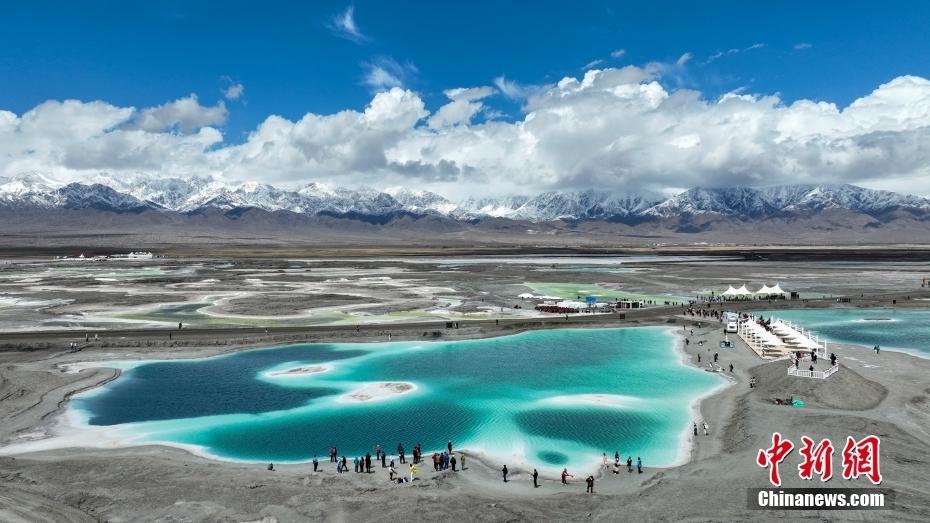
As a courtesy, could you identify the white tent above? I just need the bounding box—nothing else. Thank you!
[734,284,752,296]
[721,285,739,297]
[756,283,787,296]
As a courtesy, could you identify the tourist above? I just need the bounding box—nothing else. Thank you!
[626,456,633,473]
[693,422,698,436]
[448,440,453,454]
[432,453,440,471]
[561,468,572,484]
[389,464,396,481]
[267,463,274,471]
[586,475,595,494]
[409,464,417,482]
[702,421,709,436]
[450,454,457,471]
[330,447,336,463]
[875,345,880,354]
[502,465,509,482]
[354,456,360,473]
[381,452,387,468]
[713,352,718,363]
[312,455,319,472]
[365,452,372,473]
[729,363,734,373]
[637,457,643,474]
[397,443,406,464]
[809,364,814,372]
[614,450,620,462]
[533,468,539,488]
[375,444,382,460]
[460,452,466,470]
[612,461,620,474]
[602,452,608,468]
[696,353,700,363]
[340,456,347,472]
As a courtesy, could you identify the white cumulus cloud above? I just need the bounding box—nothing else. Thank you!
[5,70,930,198]
[131,94,227,134]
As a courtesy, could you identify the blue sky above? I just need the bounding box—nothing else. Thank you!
[4,1,929,140]
[3,1,930,197]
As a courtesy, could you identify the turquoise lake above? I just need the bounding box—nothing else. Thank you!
[73,327,722,471]
[763,308,930,359]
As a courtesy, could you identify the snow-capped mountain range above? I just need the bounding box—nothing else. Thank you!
[1,173,928,223]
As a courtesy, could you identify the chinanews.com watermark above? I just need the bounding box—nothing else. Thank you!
[750,432,893,510]
[748,488,894,510]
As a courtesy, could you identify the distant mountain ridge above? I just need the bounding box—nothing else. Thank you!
[2,173,929,226]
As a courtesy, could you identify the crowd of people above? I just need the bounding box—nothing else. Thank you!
[288,440,647,493]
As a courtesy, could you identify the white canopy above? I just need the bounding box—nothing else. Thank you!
[734,285,752,296]
[756,283,787,296]
[556,300,586,309]
[721,285,739,296]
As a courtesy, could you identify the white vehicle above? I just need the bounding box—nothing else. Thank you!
[725,321,738,333]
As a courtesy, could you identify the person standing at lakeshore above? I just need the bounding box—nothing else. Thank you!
[381,452,387,468]
[450,454,457,471]
[693,422,698,436]
[586,475,595,493]
[502,465,509,482]
[602,453,608,468]
[561,468,572,484]
[637,457,643,474]
[375,444,382,460]
[354,456,360,473]
[397,443,405,464]
[448,440,453,454]
[627,456,633,473]
[312,455,319,472]
[460,452,466,470]
[533,469,539,488]
[389,464,396,481]
[409,464,417,482]
[365,452,372,473]
[702,422,709,436]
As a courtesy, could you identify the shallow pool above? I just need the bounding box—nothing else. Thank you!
[71,327,723,472]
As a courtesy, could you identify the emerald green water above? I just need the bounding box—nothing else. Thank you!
[525,282,682,302]
[72,327,722,472]
[762,308,930,359]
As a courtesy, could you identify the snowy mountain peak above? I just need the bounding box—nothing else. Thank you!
[1,174,928,222]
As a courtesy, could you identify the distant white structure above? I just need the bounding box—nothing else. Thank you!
[755,283,787,297]
[110,251,154,260]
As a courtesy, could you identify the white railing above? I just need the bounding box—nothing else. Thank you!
[788,364,838,379]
